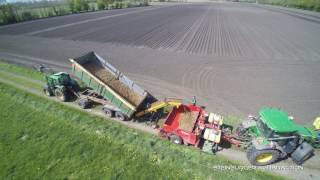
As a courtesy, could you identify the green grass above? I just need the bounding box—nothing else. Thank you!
[0,61,45,91]
[0,71,43,90]
[0,1,148,25]
[224,115,243,128]
[0,83,285,179]
[0,61,44,81]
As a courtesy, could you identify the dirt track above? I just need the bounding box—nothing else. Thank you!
[0,2,320,126]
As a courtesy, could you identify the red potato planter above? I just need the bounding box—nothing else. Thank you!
[160,104,222,151]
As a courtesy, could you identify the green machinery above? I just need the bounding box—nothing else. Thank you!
[235,108,320,166]
[36,65,79,102]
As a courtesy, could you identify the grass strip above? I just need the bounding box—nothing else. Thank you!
[0,71,43,90]
[0,61,45,81]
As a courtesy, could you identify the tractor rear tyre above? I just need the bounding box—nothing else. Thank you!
[54,89,68,102]
[247,147,280,166]
[43,86,53,96]
[169,134,183,145]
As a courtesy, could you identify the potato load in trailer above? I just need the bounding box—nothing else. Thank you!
[69,52,155,121]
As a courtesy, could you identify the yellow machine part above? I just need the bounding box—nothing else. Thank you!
[135,98,182,117]
[313,117,320,130]
[203,128,221,143]
[256,153,273,163]
[208,113,223,125]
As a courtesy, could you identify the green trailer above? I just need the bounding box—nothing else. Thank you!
[69,52,153,120]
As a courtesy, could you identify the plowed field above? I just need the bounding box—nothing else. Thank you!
[0,2,320,124]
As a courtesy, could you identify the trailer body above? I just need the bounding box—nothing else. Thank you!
[70,52,150,119]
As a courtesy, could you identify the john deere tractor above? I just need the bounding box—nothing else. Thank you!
[35,64,79,102]
[43,72,80,101]
[236,108,320,166]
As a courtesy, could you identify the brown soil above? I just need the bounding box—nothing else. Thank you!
[83,61,143,107]
[1,2,320,124]
[179,111,199,132]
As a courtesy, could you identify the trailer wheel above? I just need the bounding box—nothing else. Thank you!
[169,134,182,145]
[78,99,91,109]
[43,86,53,96]
[247,147,280,166]
[115,111,127,121]
[103,109,114,118]
[54,89,67,102]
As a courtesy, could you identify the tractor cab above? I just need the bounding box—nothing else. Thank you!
[47,72,72,86]
[43,72,78,102]
[256,109,297,137]
[258,108,315,141]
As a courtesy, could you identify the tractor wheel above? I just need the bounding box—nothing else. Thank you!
[103,109,114,118]
[169,134,183,145]
[115,111,127,121]
[43,86,53,96]
[247,147,280,166]
[54,89,68,102]
[294,151,313,165]
[291,142,314,165]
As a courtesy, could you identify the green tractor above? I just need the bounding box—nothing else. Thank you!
[36,65,79,102]
[236,108,320,166]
